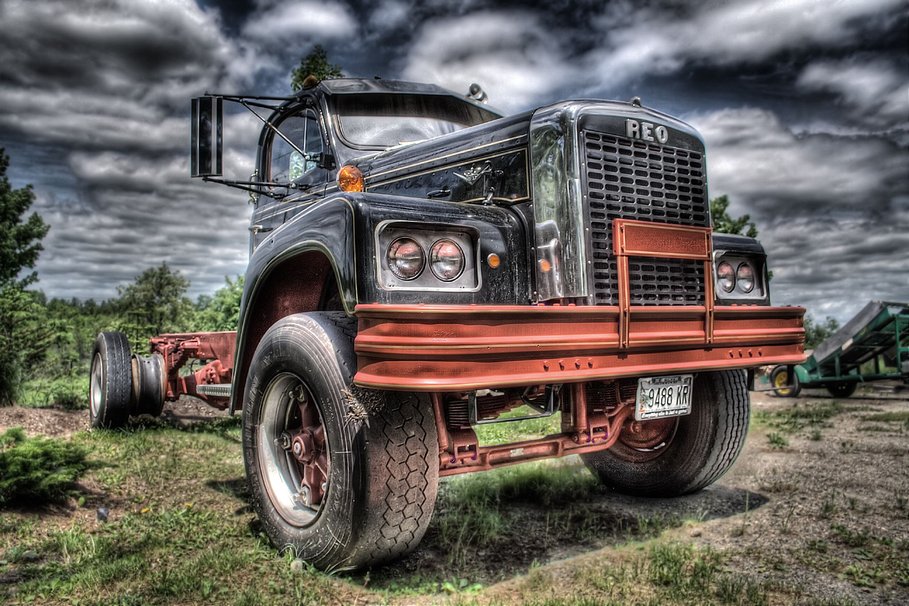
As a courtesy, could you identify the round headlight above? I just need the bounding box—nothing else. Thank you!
[716,261,735,293]
[386,238,424,280]
[430,239,465,281]
[736,262,755,293]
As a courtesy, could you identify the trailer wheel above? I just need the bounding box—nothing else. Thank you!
[242,312,439,571]
[89,332,133,429]
[770,365,801,398]
[826,382,857,398]
[582,370,750,497]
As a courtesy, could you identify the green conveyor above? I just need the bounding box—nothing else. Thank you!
[771,301,909,398]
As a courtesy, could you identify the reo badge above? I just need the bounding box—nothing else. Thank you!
[625,119,669,144]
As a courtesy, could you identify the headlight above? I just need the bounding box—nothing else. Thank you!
[736,262,755,293]
[430,239,465,281]
[386,238,424,280]
[716,261,735,293]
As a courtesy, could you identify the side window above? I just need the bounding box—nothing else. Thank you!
[270,110,323,183]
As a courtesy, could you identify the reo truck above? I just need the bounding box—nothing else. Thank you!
[89,78,806,570]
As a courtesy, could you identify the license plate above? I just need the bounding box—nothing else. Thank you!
[635,375,693,421]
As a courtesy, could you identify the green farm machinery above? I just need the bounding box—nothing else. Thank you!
[771,301,909,398]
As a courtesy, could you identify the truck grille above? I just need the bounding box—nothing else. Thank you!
[583,129,709,306]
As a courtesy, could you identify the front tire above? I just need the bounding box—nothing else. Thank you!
[242,312,439,570]
[582,370,750,497]
[89,332,133,429]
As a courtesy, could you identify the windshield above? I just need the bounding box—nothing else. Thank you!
[333,94,499,149]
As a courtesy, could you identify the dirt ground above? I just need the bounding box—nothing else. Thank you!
[1,383,907,605]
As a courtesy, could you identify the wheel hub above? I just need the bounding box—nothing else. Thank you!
[257,373,330,527]
[619,417,676,450]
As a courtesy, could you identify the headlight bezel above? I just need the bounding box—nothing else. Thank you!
[713,251,768,303]
[376,221,480,292]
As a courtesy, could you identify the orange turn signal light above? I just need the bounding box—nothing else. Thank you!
[486,253,501,269]
[338,165,365,192]
[539,259,552,273]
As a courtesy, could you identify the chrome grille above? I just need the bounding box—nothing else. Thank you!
[583,129,709,306]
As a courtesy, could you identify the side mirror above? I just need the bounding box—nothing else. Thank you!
[190,96,223,177]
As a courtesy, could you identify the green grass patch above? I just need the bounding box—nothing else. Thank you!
[0,428,92,506]
[473,405,563,445]
[766,432,788,449]
[860,411,909,427]
[0,419,357,606]
[754,401,845,436]
[548,541,771,605]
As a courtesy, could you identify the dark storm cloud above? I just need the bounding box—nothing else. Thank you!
[0,0,305,300]
[0,0,906,324]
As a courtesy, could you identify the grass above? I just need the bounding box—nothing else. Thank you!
[473,405,562,444]
[753,399,849,445]
[0,428,92,505]
[766,432,788,449]
[4,392,903,605]
[514,542,772,605]
[0,417,356,605]
[860,411,909,428]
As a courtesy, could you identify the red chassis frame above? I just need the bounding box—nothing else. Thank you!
[145,220,806,476]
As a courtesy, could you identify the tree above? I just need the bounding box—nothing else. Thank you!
[290,45,342,91]
[0,149,51,405]
[117,263,192,339]
[710,195,758,238]
[804,314,840,350]
[193,275,244,332]
[0,149,49,287]
[0,287,51,405]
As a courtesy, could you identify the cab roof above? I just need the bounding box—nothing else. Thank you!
[309,78,501,116]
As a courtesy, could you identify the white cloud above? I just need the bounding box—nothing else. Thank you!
[796,58,908,129]
[242,1,355,43]
[401,11,571,112]
[586,0,905,86]
[370,0,411,32]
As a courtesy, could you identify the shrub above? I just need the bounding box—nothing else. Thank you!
[18,374,89,409]
[0,427,91,505]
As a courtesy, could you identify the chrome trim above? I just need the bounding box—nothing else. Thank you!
[529,101,707,303]
[529,105,588,301]
[374,220,481,293]
[712,250,768,302]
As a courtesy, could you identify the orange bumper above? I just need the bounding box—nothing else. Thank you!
[353,304,806,391]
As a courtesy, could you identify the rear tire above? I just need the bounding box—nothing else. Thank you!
[826,382,857,398]
[89,332,133,429]
[771,365,801,398]
[582,370,750,497]
[242,312,439,570]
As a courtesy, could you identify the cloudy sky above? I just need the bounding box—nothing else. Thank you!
[1,0,906,323]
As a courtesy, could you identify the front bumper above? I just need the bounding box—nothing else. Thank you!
[354,303,806,391]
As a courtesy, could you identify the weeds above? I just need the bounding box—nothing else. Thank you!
[767,432,788,449]
[758,401,845,437]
